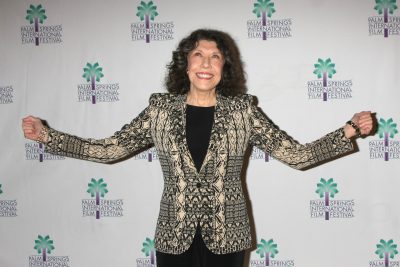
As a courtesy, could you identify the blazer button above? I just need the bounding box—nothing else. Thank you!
[196,182,201,188]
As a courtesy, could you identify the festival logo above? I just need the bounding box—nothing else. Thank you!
[25,141,65,162]
[136,237,156,267]
[77,62,119,104]
[131,1,174,43]
[0,85,13,104]
[0,183,17,217]
[247,0,292,40]
[134,147,158,162]
[369,239,399,267]
[307,58,353,101]
[309,178,355,220]
[28,235,70,267]
[250,238,294,267]
[369,0,399,38]
[21,4,63,46]
[251,147,274,162]
[82,178,124,219]
[369,117,399,161]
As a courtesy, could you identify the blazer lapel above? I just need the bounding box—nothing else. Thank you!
[198,93,229,174]
[170,94,198,174]
[170,93,230,175]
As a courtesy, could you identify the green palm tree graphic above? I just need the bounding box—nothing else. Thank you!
[375,0,398,37]
[87,178,108,219]
[34,235,55,262]
[378,118,398,161]
[256,239,279,266]
[375,239,399,267]
[316,178,338,220]
[25,4,47,46]
[136,1,159,43]
[253,0,276,40]
[82,62,104,104]
[313,58,336,101]
[141,237,156,265]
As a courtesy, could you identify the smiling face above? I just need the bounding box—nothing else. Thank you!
[187,40,224,94]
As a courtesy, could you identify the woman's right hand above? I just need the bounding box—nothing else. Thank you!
[22,116,48,142]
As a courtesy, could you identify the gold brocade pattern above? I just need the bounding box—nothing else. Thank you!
[44,93,353,254]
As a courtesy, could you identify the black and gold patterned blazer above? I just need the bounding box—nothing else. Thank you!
[44,93,353,254]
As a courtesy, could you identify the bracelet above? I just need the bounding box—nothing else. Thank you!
[346,120,361,138]
[37,126,49,143]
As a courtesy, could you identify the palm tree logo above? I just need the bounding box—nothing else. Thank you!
[87,178,108,219]
[82,62,104,104]
[378,118,398,161]
[136,1,159,43]
[25,4,47,46]
[141,237,156,265]
[374,0,398,38]
[316,178,338,220]
[34,235,55,262]
[253,0,276,40]
[313,58,336,101]
[256,238,279,266]
[375,239,399,267]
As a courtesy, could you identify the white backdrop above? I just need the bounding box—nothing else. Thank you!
[1,0,399,266]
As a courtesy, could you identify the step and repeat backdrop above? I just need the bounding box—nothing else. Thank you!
[1,0,399,266]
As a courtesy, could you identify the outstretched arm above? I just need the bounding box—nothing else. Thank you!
[249,105,374,170]
[22,107,153,163]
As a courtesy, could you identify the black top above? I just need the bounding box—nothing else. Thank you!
[186,105,215,172]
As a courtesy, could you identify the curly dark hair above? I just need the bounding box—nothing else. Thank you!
[165,29,247,97]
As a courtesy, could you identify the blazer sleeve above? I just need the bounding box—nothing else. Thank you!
[248,104,354,170]
[43,105,153,164]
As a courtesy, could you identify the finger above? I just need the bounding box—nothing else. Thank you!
[359,125,372,132]
[360,125,373,134]
[355,112,371,121]
[23,116,36,122]
[22,118,31,127]
[22,124,33,131]
[359,112,372,118]
[24,129,34,135]
[22,121,33,128]
[359,123,372,130]
[358,117,372,125]
[22,123,33,130]
[358,117,373,126]
[357,115,372,125]
[23,115,40,124]
[358,118,372,124]
[359,112,372,119]
[22,126,34,132]
[361,128,372,135]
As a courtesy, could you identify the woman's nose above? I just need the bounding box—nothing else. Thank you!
[201,57,211,68]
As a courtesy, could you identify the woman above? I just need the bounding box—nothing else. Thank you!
[22,29,373,267]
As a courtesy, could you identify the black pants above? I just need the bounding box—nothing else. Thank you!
[156,228,245,267]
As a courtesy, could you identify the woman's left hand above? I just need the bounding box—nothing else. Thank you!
[344,111,375,138]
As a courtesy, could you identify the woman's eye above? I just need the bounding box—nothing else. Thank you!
[193,52,202,56]
[212,54,221,59]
